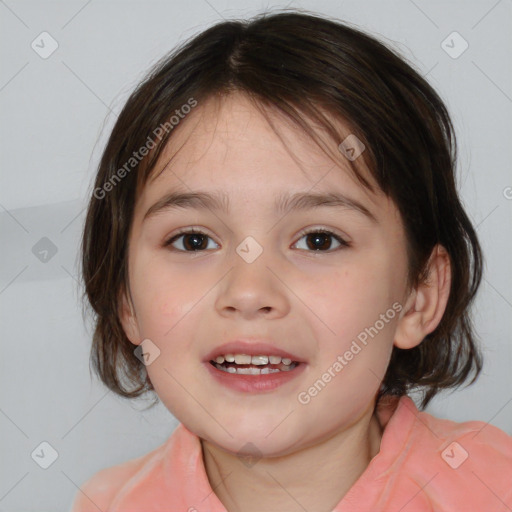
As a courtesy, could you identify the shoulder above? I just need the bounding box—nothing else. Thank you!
[69,422,206,511]
[390,396,512,456]
[413,401,512,460]
[400,398,512,508]
[69,441,167,512]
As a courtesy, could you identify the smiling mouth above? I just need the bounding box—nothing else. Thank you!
[209,355,300,375]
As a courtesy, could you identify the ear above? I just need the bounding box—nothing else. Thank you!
[118,286,142,346]
[394,244,451,350]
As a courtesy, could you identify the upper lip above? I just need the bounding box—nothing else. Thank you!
[204,340,306,363]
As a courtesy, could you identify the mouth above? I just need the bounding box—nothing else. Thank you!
[203,343,307,392]
[203,354,307,394]
[209,353,300,375]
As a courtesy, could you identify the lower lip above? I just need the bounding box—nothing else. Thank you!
[204,361,306,393]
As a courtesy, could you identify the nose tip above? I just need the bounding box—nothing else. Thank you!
[215,247,290,320]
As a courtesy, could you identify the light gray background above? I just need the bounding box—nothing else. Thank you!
[0,1,511,510]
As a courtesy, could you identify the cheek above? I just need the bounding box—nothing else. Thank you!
[297,267,398,422]
[303,257,399,348]
[129,252,204,340]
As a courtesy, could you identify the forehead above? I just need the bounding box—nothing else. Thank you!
[137,93,385,216]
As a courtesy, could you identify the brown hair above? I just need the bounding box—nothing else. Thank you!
[81,9,483,409]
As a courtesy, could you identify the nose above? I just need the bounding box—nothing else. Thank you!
[214,248,290,320]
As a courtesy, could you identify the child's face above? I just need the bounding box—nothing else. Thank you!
[121,93,412,456]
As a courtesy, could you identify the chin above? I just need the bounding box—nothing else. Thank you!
[198,423,303,459]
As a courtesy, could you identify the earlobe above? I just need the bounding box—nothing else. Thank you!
[394,245,452,350]
[118,288,142,346]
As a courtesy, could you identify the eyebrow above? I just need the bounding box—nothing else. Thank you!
[143,189,377,223]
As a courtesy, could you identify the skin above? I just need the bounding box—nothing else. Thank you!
[120,92,451,512]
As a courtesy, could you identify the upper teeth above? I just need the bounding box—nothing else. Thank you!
[214,354,293,365]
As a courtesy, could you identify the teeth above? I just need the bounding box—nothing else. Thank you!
[234,354,252,364]
[211,353,297,366]
[237,367,260,375]
[215,363,282,375]
[251,355,269,365]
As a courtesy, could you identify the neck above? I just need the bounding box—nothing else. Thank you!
[201,401,383,512]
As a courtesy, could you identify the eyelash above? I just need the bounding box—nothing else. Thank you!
[163,227,350,253]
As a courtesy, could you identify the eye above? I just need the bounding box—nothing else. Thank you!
[164,229,219,252]
[163,228,349,253]
[293,228,349,252]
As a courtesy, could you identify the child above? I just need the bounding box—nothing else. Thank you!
[72,9,512,512]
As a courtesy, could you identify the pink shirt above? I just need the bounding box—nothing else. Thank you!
[70,395,512,511]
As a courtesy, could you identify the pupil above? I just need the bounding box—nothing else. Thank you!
[307,233,330,250]
[185,234,206,251]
